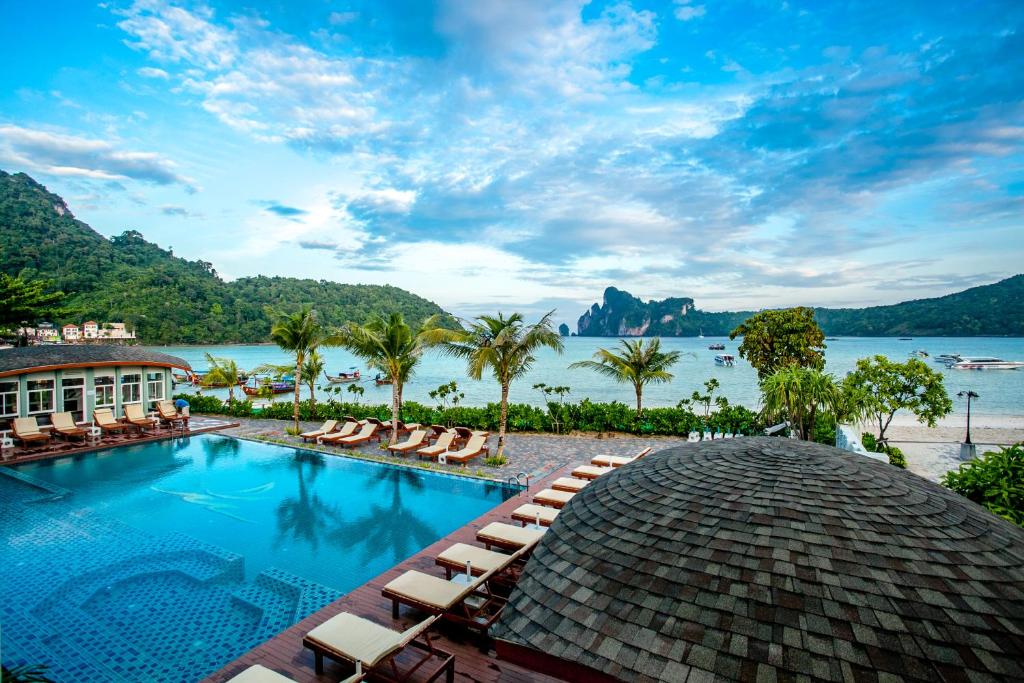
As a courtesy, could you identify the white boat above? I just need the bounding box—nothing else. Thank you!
[934,353,962,365]
[950,357,1024,370]
[714,354,735,367]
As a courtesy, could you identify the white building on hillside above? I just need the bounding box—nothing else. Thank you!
[83,321,99,339]
[62,324,80,342]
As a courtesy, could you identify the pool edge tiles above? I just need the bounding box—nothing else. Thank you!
[0,464,72,501]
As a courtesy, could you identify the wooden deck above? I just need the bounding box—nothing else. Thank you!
[0,416,239,466]
[204,466,576,683]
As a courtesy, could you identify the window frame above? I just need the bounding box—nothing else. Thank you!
[120,370,143,406]
[94,372,116,409]
[146,370,165,407]
[0,379,18,418]
[26,375,56,420]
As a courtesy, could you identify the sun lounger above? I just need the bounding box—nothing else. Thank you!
[416,431,455,460]
[510,504,559,527]
[426,425,448,442]
[12,417,51,449]
[590,446,652,468]
[94,408,129,435]
[319,420,360,444]
[570,464,614,480]
[393,420,422,437]
[124,403,155,432]
[550,477,589,493]
[331,421,379,448]
[387,429,427,455]
[156,400,188,429]
[440,435,488,465]
[533,488,575,508]
[51,412,88,441]
[366,417,391,437]
[300,419,339,442]
[476,522,545,552]
[225,664,298,683]
[303,613,452,682]
[382,549,527,636]
[435,543,514,579]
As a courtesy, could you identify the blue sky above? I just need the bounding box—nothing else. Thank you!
[2,0,1022,325]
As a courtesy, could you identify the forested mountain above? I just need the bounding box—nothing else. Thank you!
[578,278,1024,337]
[0,171,453,343]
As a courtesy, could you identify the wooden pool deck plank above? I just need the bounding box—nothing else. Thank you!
[204,465,575,683]
[0,417,239,466]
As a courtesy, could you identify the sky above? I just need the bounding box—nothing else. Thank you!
[1,0,1022,326]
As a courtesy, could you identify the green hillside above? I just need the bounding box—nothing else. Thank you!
[0,170,453,343]
[578,277,1024,337]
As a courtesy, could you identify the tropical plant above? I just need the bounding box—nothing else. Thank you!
[346,383,364,404]
[729,307,826,380]
[1,663,53,683]
[843,355,953,446]
[269,306,330,432]
[689,377,724,418]
[942,443,1024,526]
[429,381,465,411]
[534,383,571,433]
[201,353,242,403]
[759,366,841,440]
[336,312,448,444]
[0,274,65,343]
[301,350,326,414]
[570,338,681,417]
[439,311,563,456]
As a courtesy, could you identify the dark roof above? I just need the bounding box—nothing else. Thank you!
[493,437,1024,682]
[0,345,190,375]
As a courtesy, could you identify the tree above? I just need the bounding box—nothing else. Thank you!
[337,312,447,444]
[0,274,65,343]
[569,338,680,417]
[270,307,327,432]
[942,443,1024,527]
[843,355,953,445]
[301,350,326,415]
[202,353,242,403]
[760,366,841,440]
[729,307,825,380]
[439,311,563,456]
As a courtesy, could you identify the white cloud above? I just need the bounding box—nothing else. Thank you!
[0,124,194,189]
[137,66,170,79]
[673,1,707,22]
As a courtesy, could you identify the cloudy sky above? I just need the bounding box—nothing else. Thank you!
[2,0,1022,325]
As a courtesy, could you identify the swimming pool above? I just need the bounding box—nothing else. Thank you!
[0,434,514,682]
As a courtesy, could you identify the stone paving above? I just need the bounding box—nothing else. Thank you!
[221,416,694,482]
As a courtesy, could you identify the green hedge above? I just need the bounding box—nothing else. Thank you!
[175,394,764,438]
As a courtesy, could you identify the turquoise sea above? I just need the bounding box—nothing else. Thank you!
[148,337,1024,415]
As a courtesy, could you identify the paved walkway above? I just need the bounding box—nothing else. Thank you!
[221,416,693,482]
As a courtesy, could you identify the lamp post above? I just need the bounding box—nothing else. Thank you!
[957,390,979,459]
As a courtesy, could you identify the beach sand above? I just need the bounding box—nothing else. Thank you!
[863,413,1024,482]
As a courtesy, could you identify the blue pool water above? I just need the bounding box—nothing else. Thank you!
[0,435,514,682]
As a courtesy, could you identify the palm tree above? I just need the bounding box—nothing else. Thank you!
[202,353,242,403]
[270,306,326,432]
[760,366,841,440]
[439,311,563,456]
[301,350,326,416]
[570,338,681,416]
[336,312,447,444]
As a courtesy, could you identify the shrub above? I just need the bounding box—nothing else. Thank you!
[483,454,508,467]
[942,443,1024,527]
[860,431,905,468]
[885,445,907,469]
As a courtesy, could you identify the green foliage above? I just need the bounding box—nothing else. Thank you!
[730,307,826,380]
[0,273,65,337]
[175,393,764,438]
[759,366,840,440]
[270,306,327,431]
[860,432,907,468]
[0,171,454,343]
[439,311,563,455]
[844,355,953,444]
[201,353,242,402]
[429,381,465,411]
[569,337,682,416]
[942,444,1024,526]
[1,663,53,683]
[812,413,837,445]
[483,454,509,467]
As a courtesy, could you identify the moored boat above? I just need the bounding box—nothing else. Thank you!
[950,357,1024,370]
[374,373,393,386]
[326,369,361,383]
[714,354,735,367]
[708,343,725,350]
[934,353,962,365]
[242,381,295,396]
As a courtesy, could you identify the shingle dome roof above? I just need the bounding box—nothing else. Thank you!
[0,345,190,376]
[493,437,1024,682]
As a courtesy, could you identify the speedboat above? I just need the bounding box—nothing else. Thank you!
[708,343,725,350]
[950,357,1024,370]
[910,350,929,358]
[714,354,735,367]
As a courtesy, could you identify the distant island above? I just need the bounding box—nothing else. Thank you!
[577,278,1024,337]
[0,171,453,344]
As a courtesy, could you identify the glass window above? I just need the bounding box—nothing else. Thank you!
[121,373,142,405]
[62,376,86,423]
[0,380,18,418]
[146,371,165,407]
[27,379,55,421]
[95,375,115,408]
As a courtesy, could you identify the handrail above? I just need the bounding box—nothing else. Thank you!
[507,471,530,494]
